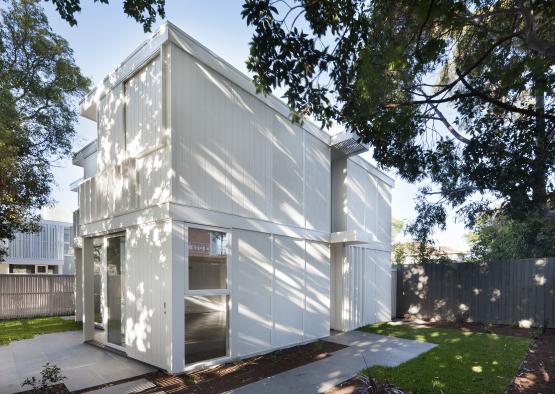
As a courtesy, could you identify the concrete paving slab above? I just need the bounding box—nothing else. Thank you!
[85,378,156,394]
[0,331,155,394]
[229,330,436,394]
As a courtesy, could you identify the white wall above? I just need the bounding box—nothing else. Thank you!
[0,263,8,274]
[331,245,391,331]
[331,158,393,246]
[81,55,171,226]
[170,45,331,232]
[125,220,173,370]
[231,229,330,358]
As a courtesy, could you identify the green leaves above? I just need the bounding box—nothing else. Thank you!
[244,0,555,243]
[0,0,89,260]
[46,0,165,32]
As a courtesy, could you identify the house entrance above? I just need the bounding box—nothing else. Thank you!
[92,234,126,350]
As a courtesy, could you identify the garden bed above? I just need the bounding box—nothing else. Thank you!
[507,328,555,393]
[139,340,347,393]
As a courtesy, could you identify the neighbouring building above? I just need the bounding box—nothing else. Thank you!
[72,22,394,373]
[1,207,73,275]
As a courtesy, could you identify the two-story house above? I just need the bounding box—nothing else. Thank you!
[72,22,394,373]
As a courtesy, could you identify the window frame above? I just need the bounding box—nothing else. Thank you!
[184,224,232,365]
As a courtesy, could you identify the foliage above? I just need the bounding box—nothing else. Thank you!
[0,317,81,346]
[360,322,531,393]
[242,0,555,245]
[392,241,454,265]
[466,212,555,261]
[22,362,66,393]
[351,375,405,394]
[45,0,165,32]
[0,0,89,261]
[391,218,404,241]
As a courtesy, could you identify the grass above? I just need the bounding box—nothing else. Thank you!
[0,317,82,346]
[360,322,532,394]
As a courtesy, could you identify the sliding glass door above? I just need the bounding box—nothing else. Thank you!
[91,234,126,349]
[107,235,125,347]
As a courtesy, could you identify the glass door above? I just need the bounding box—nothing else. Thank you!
[106,235,125,347]
[185,227,229,364]
[93,238,104,327]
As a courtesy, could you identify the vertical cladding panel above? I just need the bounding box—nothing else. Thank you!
[305,134,331,232]
[304,241,330,339]
[272,236,305,347]
[377,181,392,245]
[331,159,347,233]
[232,229,273,357]
[171,45,335,231]
[136,149,171,208]
[125,57,163,157]
[335,245,391,331]
[364,174,378,239]
[125,221,172,370]
[97,84,125,172]
[272,115,304,227]
[373,250,391,322]
[345,161,367,235]
[363,249,377,325]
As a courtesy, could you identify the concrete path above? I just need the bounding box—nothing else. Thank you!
[229,330,436,393]
[0,331,154,394]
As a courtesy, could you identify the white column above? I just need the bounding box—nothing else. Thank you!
[74,248,83,322]
[82,237,94,341]
[169,220,185,373]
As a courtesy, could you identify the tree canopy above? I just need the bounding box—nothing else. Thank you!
[242,0,555,244]
[45,0,165,32]
[466,212,555,261]
[0,0,89,260]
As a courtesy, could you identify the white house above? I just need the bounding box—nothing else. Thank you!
[1,207,73,275]
[72,22,394,373]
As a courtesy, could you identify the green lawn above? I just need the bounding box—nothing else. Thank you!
[360,322,532,393]
[0,317,82,345]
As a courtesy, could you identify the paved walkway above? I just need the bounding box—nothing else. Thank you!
[0,331,154,394]
[229,330,436,393]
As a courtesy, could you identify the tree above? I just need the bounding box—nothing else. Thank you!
[242,0,555,245]
[0,0,89,260]
[45,0,165,32]
[466,212,555,261]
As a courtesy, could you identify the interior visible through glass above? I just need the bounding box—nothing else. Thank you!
[93,238,103,327]
[188,228,227,290]
[107,236,125,347]
[185,295,228,364]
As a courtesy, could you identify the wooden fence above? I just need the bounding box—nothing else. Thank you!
[395,258,555,328]
[0,274,75,319]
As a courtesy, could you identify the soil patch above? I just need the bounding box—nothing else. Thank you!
[506,328,555,393]
[20,383,70,393]
[138,340,347,394]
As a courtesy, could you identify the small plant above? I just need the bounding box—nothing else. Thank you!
[542,319,549,335]
[21,362,66,393]
[356,375,405,394]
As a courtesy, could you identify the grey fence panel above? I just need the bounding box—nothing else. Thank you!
[0,274,75,319]
[396,258,555,328]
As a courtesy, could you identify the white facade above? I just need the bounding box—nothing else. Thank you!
[1,219,72,275]
[73,22,394,373]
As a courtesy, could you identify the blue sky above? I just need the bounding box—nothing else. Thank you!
[42,0,469,250]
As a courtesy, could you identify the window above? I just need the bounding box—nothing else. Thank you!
[36,265,47,274]
[93,238,103,326]
[185,227,229,364]
[64,227,71,255]
[9,264,34,274]
[188,228,227,290]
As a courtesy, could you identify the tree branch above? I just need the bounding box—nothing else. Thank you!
[456,69,555,121]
